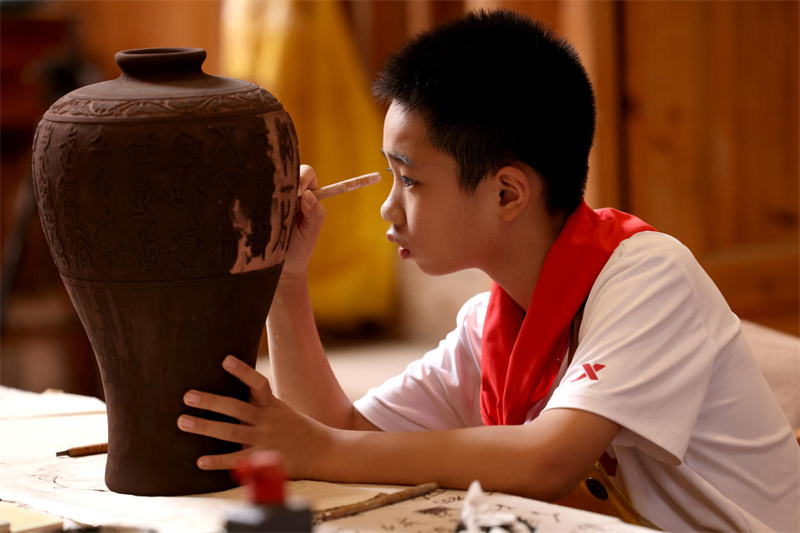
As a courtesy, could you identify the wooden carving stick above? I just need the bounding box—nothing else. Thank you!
[56,443,108,457]
[315,482,439,523]
[310,172,381,201]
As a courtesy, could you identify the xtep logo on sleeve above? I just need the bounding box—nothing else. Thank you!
[571,363,605,382]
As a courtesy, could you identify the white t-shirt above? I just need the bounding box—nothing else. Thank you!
[354,232,800,533]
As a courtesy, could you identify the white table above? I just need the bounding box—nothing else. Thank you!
[0,387,650,533]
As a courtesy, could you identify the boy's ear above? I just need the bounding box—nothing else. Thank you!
[493,165,530,222]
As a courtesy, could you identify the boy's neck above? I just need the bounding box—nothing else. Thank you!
[484,209,569,311]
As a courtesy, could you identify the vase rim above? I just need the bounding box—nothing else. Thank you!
[115,48,207,78]
[45,46,283,120]
[119,47,204,55]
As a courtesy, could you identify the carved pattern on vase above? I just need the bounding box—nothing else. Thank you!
[172,215,201,272]
[32,122,69,272]
[45,88,281,119]
[93,222,126,273]
[242,116,275,260]
[271,116,299,254]
[33,111,295,283]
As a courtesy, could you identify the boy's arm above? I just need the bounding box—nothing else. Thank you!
[316,408,619,501]
[179,364,619,501]
[267,165,379,431]
[267,272,378,431]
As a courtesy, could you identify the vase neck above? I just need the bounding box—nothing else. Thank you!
[115,48,207,79]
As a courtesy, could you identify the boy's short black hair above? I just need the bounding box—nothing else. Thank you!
[372,9,595,214]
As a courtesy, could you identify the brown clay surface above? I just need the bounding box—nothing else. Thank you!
[31,48,299,495]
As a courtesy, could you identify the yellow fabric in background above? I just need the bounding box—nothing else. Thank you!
[220,0,395,329]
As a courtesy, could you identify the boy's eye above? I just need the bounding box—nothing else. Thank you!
[386,168,415,188]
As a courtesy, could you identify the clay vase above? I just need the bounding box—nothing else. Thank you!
[30,48,299,496]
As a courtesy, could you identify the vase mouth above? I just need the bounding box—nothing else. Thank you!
[47,47,283,119]
[115,47,207,77]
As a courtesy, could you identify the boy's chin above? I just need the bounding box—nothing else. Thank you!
[415,259,461,277]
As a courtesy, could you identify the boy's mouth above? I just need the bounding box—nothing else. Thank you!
[386,233,411,259]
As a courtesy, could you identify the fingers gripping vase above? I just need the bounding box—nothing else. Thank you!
[30,48,299,496]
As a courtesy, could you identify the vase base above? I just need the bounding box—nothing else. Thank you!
[63,265,283,496]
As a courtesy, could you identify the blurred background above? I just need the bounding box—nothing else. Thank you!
[1,0,797,400]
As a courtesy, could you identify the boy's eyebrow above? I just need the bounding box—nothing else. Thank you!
[380,149,414,167]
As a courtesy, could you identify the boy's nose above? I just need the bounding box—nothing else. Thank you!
[380,192,405,226]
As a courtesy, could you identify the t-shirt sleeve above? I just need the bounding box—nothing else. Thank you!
[544,233,732,465]
[353,293,489,432]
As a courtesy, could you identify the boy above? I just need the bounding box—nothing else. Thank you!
[176,10,799,532]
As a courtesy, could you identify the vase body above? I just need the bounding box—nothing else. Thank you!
[30,48,299,496]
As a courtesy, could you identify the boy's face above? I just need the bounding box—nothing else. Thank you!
[380,102,497,275]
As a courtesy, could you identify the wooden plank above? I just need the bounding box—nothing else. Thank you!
[465,0,560,28]
[559,0,622,209]
[347,0,409,80]
[622,1,799,334]
[703,242,799,312]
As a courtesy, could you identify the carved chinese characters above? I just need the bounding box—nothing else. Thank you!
[33,113,296,280]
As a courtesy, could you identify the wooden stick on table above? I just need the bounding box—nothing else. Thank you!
[55,443,108,458]
[311,172,381,201]
[315,482,439,523]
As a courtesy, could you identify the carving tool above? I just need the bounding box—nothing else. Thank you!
[315,482,439,523]
[55,443,108,458]
[310,172,382,201]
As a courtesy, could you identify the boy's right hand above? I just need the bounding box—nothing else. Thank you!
[281,164,326,278]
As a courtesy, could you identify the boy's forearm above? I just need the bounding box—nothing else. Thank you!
[266,273,355,429]
[313,424,574,502]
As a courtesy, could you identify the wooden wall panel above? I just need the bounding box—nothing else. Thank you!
[622,1,799,333]
[558,1,623,209]
[467,0,559,27]
[344,0,466,82]
[346,0,409,80]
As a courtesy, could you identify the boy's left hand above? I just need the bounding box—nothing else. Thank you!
[176,355,328,478]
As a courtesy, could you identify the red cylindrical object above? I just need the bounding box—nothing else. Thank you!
[233,451,287,506]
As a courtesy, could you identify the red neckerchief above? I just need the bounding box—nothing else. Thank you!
[480,201,654,426]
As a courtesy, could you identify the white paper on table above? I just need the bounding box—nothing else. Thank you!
[1,453,248,532]
[0,386,106,420]
[288,481,385,511]
[0,388,387,532]
[1,450,385,532]
[317,487,656,533]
